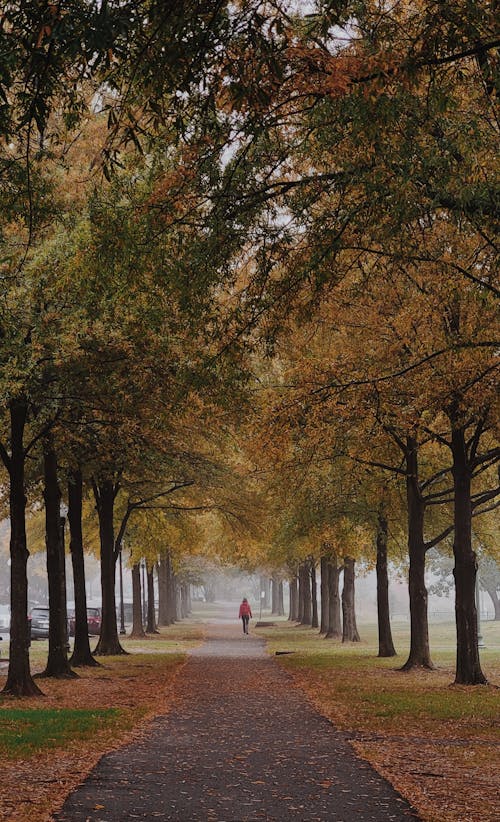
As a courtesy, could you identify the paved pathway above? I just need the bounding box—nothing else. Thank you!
[55,617,419,821]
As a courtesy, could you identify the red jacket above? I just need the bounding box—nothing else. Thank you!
[239,601,252,618]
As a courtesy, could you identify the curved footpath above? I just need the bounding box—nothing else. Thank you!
[55,617,419,821]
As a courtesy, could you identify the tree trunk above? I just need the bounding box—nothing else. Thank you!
[68,471,98,667]
[342,557,360,642]
[2,401,42,696]
[297,566,304,623]
[157,551,170,626]
[310,559,318,628]
[289,574,298,621]
[376,506,397,657]
[300,563,312,625]
[184,582,193,617]
[451,423,487,684]
[320,554,329,633]
[325,554,342,639]
[93,479,125,655]
[271,575,279,615]
[278,580,285,616]
[146,565,158,633]
[167,555,178,623]
[181,583,191,618]
[179,583,186,618]
[130,562,146,638]
[41,441,75,678]
[401,437,433,670]
[176,578,182,620]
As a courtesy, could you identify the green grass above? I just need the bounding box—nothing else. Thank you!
[0,707,120,758]
[26,621,205,669]
[256,618,500,738]
[361,689,500,721]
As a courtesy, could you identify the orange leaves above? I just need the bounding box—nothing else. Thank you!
[285,45,401,102]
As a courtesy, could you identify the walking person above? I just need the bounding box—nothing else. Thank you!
[239,597,252,634]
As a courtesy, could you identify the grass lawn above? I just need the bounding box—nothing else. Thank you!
[257,617,499,822]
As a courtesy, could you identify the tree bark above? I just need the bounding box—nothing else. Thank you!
[310,558,318,628]
[167,554,178,623]
[288,574,298,621]
[320,554,329,633]
[297,565,304,623]
[278,580,285,616]
[376,506,397,657]
[130,562,146,638]
[2,400,42,696]
[325,554,342,639]
[68,471,98,667]
[41,440,75,678]
[157,551,170,626]
[93,479,125,655]
[401,436,434,670]
[450,423,487,684]
[271,575,279,615]
[342,557,360,642]
[146,565,158,633]
[300,563,312,625]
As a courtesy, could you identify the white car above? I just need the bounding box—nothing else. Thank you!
[0,604,10,633]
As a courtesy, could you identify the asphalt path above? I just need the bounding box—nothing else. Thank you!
[55,610,419,822]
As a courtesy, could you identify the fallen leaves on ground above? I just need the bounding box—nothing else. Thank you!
[0,652,187,822]
[281,661,500,822]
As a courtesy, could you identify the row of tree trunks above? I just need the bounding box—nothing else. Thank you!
[295,554,359,643]
[157,549,179,626]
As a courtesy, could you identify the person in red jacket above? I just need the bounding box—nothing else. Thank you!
[238,597,252,634]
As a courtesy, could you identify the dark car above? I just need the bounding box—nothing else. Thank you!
[68,607,102,637]
[30,606,50,639]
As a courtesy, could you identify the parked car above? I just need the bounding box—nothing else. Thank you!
[0,604,10,633]
[68,607,102,637]
[30,606,50,639]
